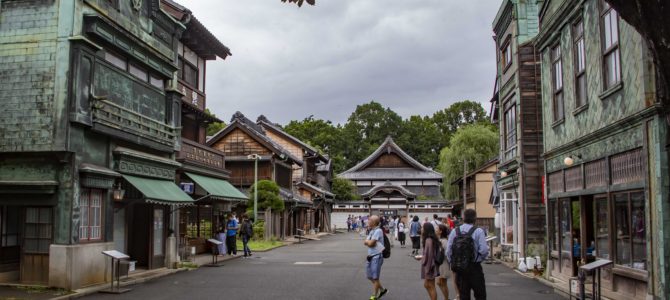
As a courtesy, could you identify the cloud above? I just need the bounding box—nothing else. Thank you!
[184,0,501,125]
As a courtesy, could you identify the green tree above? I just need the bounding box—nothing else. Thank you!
[283,116,348,173]
[431,100,488,146]
[247,180,284,215]
[438,124,499,199]
[396,115,442,168]
[342,101,403,169]
[331,177,360,201]
[204,109,226,136]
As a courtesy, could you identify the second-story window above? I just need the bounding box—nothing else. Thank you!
[177,43,205,92]
[501,39,512,71]
[601,1,621,90]
[551,45,564,122]
[103,50,165,91]
[504,101,516,150]
[573,20,587,108]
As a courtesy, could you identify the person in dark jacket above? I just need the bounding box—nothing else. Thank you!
[240,214,253,258]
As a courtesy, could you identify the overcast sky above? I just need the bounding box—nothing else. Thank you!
[185,1,501,125]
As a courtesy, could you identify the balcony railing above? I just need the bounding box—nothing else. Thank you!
[177,138,226,171]
[91,98,178,147]
[178,81,206,111]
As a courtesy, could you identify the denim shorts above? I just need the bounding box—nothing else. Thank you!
[366,254,384,280]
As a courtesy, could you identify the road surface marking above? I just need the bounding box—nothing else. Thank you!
[294,262,323,265]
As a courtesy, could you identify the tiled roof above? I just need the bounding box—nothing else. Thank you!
[206,112,302,165]
[339,136,442,179]
[361,181,417,199]
[340,168,442,180]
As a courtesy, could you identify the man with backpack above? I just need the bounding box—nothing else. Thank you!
[239,214,254,258]
[446,209,489,300]
[363,215,389,300]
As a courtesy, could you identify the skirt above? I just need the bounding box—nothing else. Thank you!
[398,232,406,242]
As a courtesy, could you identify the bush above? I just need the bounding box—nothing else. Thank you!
[252,220,265,240]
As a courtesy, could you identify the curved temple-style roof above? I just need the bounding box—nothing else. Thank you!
[339,136,442,180]
[361,181,417,200]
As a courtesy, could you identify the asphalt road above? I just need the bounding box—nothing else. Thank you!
[82,232,564,300]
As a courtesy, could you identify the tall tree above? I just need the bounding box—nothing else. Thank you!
[342,101,403,169]
[431,100,488,145]
[438,124,499,199]
[283,116,347,173]
[396,115,442,168]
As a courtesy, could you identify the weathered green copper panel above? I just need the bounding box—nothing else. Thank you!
[540,0,652,153]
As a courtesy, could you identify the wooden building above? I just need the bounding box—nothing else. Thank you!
[338,137,446,218]
[491,0,545,260]
[536,0,670,298]
[256,116,334,233]
[451,158,498,234]
[207,112,307,238]
[0,0,202,289]
[161,0,248,257]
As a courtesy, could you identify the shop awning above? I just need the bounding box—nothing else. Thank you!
[122,175,193,206]
[184,172,248,201]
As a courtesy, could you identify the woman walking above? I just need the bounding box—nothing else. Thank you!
[410,215,422,256]
[436,224,452,300]
[397,220,406,248]
[415,222,440,300]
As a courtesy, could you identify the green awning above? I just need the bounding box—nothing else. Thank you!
[122,175,194,206]
[184,172,248,201]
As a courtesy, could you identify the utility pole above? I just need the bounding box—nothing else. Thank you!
[463,158,467,215]
[247,154,260,222]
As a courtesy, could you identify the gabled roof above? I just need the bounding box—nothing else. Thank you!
[361,181,417,200]
[339,136,442,180]
[297,181,335,198]
[161,0,232,60]
[206,112,301,165]
[256,115,328,163]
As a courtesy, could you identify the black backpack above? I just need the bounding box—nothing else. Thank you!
[382,231,391,258]
[434,239,445,266]
[450,226,478,272]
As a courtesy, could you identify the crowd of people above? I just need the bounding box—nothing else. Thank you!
[362,210,488,300]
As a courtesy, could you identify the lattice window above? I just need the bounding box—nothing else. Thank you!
[548,171,564,194]
[564,166,583,192]
[585,159,607,188]
[610,148,644,185]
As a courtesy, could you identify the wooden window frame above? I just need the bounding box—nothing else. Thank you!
[79,188,104,242]
[102,50,166,92]
[503,101,517,151]
[551,44,565,123]
[600,0,622,90]
[23,207,53,255]
[572,19,588,110]
[612,190,646,271]
[500,38,513,72]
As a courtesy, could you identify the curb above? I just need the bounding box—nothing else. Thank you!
[51,268,187,300]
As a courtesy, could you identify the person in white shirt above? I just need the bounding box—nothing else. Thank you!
[431,214,443,229]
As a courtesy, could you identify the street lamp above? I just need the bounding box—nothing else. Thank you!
[247,154,261,222]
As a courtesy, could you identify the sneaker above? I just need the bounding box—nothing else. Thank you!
[369,296,377,300]
[377,288,388,299]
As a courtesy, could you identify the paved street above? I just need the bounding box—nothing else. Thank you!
[82,232,563,300]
